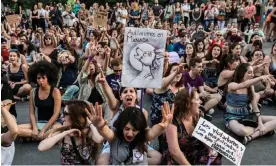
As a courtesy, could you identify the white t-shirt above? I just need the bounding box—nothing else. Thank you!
[38,8,46,18]
[1,141,15,166]
[181,3,190,17]
[116,9,128,25]
[62,11,76,27]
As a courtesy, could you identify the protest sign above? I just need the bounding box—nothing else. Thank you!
[93,12,108,28]
[121,27,167,88]
[6,15,21,25]
[168,52,180,64]
[192,118,245,166]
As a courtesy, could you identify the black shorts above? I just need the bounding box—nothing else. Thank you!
[12,84,23,95]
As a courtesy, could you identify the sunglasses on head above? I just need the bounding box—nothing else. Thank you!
[63,109,70,116]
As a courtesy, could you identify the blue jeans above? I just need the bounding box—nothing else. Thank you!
[217,20,225,30]
[173,14,181,24]
[204,19,214,30]
[62,85,79,101]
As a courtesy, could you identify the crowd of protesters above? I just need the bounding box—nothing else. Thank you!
[1,0,276,165]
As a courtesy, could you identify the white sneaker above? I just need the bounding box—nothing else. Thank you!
[208,108,215,115]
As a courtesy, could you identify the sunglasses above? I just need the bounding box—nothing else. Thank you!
[114,69,122,72]
[216,34,222,36]
[45,38,51,40]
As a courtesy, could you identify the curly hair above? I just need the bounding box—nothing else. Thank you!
[27,60,59,86]
[174,88,197,120]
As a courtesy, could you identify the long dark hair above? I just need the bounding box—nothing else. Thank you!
[224,63,254,101]
[113,107,147,153]
[218,54,239,75]
[205,44,222,61]
[183,42,197,58]
[194,39,205,53]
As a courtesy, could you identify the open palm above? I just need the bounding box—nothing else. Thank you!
[159,102,174,128]
[84,102,107,129]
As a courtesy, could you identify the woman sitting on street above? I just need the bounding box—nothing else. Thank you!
[18,61,62,141]
[224,63,276,145]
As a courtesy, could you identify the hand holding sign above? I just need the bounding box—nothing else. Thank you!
[192,118,245,166]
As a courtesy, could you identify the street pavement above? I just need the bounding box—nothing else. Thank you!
[12,42,276,165]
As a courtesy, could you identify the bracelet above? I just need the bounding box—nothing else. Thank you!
[88,56,93,62]
[88,122,93,128]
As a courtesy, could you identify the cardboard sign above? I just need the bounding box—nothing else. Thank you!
[121,27,167,88]
[6,15,21,25]
[168,52,180,64]
[192,118,245,166]
[93,12,108,28]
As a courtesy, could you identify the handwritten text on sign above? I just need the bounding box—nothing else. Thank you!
[192,118,245,166]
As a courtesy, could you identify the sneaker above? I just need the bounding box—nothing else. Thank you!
[267,39,272,42]
[204,114,212,122]
[208,108,215,115]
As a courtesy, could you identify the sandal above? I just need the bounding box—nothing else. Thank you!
[243,135,253,145]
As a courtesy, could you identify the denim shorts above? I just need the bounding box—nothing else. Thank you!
[224,105,251,127]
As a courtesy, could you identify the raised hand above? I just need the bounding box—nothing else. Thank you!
[159,102,174,129]
[97,69,107,84]
[177,63,185,74]
[84,102,107,129]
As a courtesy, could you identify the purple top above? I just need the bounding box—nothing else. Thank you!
[182,72,204,89]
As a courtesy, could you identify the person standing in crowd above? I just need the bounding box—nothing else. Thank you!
[62,5,76,27]
[152,0,163,22]
[10,0,22,15]
[30,4,39,31]
[116,3,128,26]
[38,2,47,33]
[49,5,63,29]
[181,0,191,28]
[242,0,256,32]
[267,3,276,42]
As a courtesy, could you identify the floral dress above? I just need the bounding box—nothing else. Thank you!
[60,137,95,165]
[159,117,222,165]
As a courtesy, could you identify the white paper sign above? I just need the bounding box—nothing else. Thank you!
[192,118,245,166]
[121,27,167,88]
[168,52,180,64]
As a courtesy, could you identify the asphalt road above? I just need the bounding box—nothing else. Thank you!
[12,42,276,165]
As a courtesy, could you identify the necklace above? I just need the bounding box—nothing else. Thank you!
[134,151,142,160]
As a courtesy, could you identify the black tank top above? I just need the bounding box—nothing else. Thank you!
[35,87,56,121]
[8,64,24,82]
[32,10,39,19]
[88,87,103,105]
